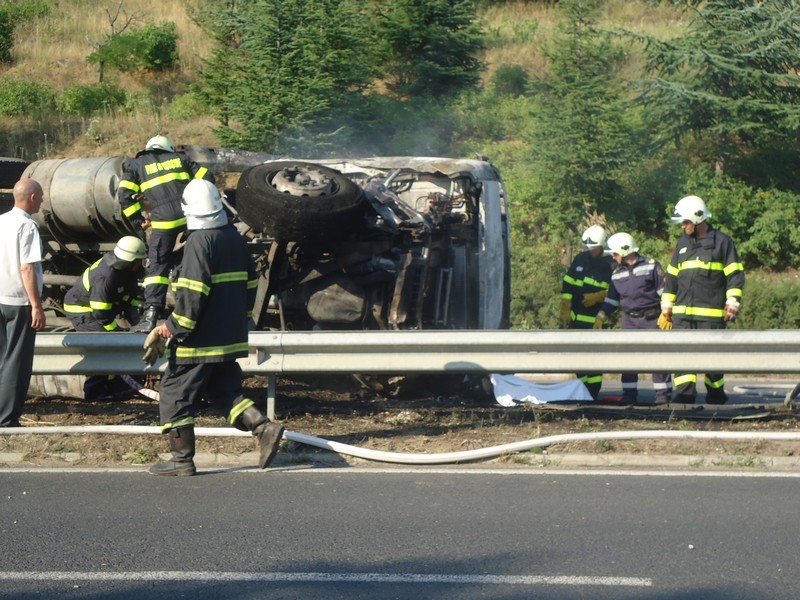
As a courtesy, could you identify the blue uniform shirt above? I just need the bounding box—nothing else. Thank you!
[600,255,665,316]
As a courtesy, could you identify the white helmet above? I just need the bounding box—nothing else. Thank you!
[581,224,607,249]
[145,135,175,152]
[671,195,711,224]
[181,179,227,230]
[606,232,638,257]
[114,236,147,262]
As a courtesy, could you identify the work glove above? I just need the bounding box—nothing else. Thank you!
[593,311,607,330]
[657,313,672,330]
[559,299,571,329]
[724,298,740,322]
[582,290,607,308]
[142,328,167,366]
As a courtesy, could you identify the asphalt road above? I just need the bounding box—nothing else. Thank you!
[1,468,798,599]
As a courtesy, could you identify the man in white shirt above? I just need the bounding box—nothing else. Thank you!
[0,178,46,427]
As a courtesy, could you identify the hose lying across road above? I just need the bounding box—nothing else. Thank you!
[3,425,800,465]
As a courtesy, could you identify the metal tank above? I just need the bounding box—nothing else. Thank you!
[23,156,133,243]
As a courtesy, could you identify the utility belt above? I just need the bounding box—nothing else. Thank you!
[625,307,660,320]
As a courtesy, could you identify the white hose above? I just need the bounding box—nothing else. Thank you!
[3,425,800,465]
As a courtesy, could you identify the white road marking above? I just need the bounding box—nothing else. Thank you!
[0,571,652,587]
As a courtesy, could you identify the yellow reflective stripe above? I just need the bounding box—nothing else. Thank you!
[662,293,676,303]
[723,262,744,276]
[584,277,609,290]
[726,288,743,298]
[140,171,191,192]
[90,300,114,310]
[172,312,196,330]
[211,271,248,284]
[103,321,119,331]
[573,313,596,324]
[123,295,141,307]
[580,375,603,384]
[247,278,258,290]
[673,305,725,318]
[561,292,573,300]
[150,216,187,230]
[563,275,580,286]
[228,398,255,425]
[161,417,195,433]
[674,374,696,386]
[174,277,210,295]
[679,259,724,272]
[122,202,142,217]
[63,304,92,314]
[174,342,249,359]
[194,167,209,179]
[118,179,140,192]
[704,375,725,389]
[144,275,170,287]
[666,264,679,276]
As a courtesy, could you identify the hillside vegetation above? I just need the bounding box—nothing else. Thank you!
[2,0,800,330]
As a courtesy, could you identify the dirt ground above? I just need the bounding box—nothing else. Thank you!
[3,374,800,470]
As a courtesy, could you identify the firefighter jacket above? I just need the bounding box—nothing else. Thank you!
[63,254,141,331]
[600,255,665,318]
[117,149,214,231]
[561,250,614,324]
[165,224,258,364]
[663,225,744,322]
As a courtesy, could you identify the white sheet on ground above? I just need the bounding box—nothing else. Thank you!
[491,374,594,406]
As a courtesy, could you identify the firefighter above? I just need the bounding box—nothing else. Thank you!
[560,224,614,400]
[64,236,146,400]
[594,233,672,404]
[145,179,284,476]
[117,135,215,333]
[659,195,745,404]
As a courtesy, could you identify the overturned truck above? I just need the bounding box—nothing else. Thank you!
[0,148,511,334]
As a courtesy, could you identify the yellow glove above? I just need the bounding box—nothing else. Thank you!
[582,290,607,307]
[657,313,672,330]
[593,311,606,329]
[142,328,167,366]
[559,299,571,328]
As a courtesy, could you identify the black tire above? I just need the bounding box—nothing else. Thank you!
[0,158,30,189]
[236,161,366,241]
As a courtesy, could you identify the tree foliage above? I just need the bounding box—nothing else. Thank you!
[87,22,179,75]
[370,0,485,98]
[197,0,372,153]
[634,0,800,167]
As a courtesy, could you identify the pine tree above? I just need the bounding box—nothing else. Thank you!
[197,0,372,153]
[371,0,485,99]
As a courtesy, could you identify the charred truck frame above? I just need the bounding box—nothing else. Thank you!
[0,149,511,334]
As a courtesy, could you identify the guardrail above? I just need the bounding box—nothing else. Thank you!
[31,329,800,418]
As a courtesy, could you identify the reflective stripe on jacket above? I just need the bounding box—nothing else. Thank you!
[165,224,258,364]
[663,226,744,321]
[117,149,214,229]
[561,250,613,322]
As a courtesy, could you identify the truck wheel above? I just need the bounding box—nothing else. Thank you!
[0,158,30,189]
[236,161,365,241]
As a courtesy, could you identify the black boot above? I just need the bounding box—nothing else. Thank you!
[131,307,159,333]
[237,406,284,469]
[149,427,197,476]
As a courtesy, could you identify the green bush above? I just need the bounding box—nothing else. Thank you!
[87,22,178,75]
[167,92,209,120]
[0,9,11,63]
[730,271,800,330]
[490,64,529,97]
[0,77,57,116]
[57,82,127,117]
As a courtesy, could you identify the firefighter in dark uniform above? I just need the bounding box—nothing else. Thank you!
[560,225,613,400]
[594,232,672,404]
[659,195,745,404]
[63,236,146,400]
[117,135,215,333]
[146,179,284,476]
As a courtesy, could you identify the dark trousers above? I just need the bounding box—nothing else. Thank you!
[620,312,672,403]
[570,319,602,400]
[69,314,116,399]
[158,357,248,431]
[0,304,36,426]
[142,228,183,312]
[672,318,727,404]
